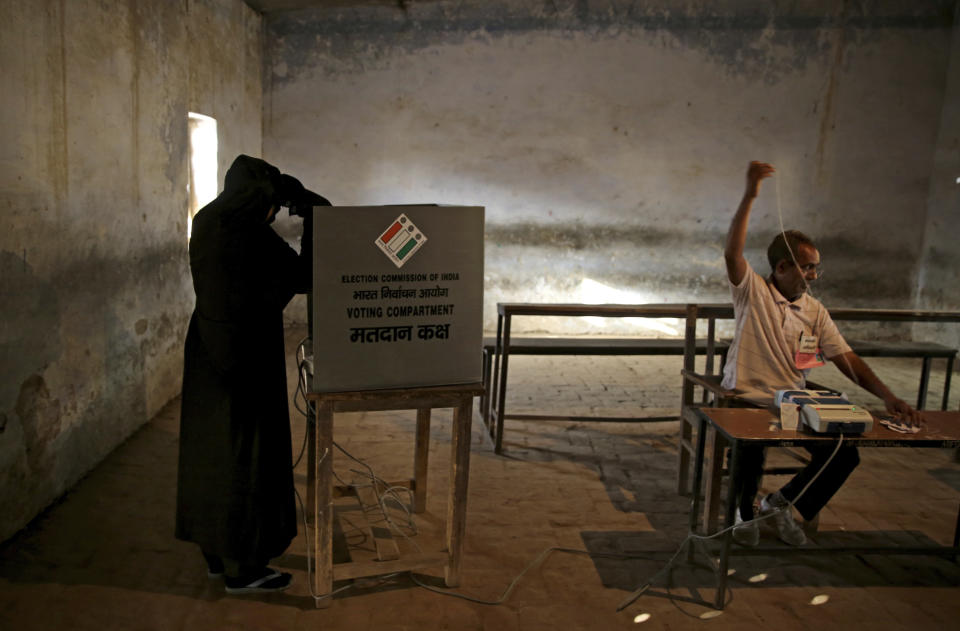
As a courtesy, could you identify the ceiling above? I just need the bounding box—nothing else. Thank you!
[243,0,417,13]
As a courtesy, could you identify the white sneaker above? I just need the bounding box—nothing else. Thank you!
[760,491,807,546]
[732,509,759,546]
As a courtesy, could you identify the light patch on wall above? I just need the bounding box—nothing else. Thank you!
[578,278,680,335]
[187,113,218,239]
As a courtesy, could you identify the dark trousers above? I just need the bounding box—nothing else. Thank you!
[736,442,860,522]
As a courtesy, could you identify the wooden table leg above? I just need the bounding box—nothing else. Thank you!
[701,427,726,534]
[702,317,716,404]
[480,348,492,430]
[313,399,334,607]
[953,501,960,548]
[413,407,431,513]
[918,356,932,410]
[306,406,316,528]
[489,314,503,445]
[445,395,473,587]
[715,439,740,610]
[686,413,708,563]
[494,315,512,455]
[942,355,954,411]
[677,304,698,495]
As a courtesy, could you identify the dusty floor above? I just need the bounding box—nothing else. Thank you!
[1,325,959,630]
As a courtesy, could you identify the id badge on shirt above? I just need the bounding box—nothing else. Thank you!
[795,333,825,369]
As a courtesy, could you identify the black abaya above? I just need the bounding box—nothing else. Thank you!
[175,155,316,566]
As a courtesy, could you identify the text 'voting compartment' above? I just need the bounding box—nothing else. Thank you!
[312,205,484,392]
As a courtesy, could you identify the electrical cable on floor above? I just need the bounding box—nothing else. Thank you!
[409,546,682,606]
[347,477,420,549]
[332,441,421,542]
[290,343,675,609]
[291,336,744,611]
[295,480,407,605]
[410,546,583,605]
[292,351,432,601]
[616,433,845,612]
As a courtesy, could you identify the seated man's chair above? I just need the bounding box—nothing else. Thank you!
[680,369,817,534]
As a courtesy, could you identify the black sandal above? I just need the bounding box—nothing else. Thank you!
[224,568,292,594]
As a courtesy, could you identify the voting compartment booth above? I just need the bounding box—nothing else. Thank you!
[305,205,484,602]
[311,205,485,392]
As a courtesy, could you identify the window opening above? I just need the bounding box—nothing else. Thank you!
[187,112,218,239]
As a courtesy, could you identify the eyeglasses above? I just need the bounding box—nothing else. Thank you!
[796,262,823,277]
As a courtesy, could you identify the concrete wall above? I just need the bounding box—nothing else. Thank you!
[0,0,262,542]
[917,3,960,350]
[263,0,957,338]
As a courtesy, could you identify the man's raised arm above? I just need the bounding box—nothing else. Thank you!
[725,161,775,285]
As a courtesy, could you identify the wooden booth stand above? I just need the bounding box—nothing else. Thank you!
[306,204,485,604]
[304,382,483,606]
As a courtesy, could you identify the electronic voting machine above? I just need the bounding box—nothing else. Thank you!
[775,389,874,434]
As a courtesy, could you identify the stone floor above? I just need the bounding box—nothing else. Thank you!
[1,325,959,630]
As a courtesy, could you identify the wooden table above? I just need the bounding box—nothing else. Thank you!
[305,383,482,605]
[686,305,960,409]
[686,407,960,610]
[676,305,960,496]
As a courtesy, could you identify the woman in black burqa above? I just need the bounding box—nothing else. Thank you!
[176,155,328,594]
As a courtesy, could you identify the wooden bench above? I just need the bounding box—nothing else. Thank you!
[681,338,956,409]
[480,335,730,435]
[843,339,956,410]
[485,303,730,454]
[487,303,959,458]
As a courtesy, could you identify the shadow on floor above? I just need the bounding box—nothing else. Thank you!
[581,529,960,594]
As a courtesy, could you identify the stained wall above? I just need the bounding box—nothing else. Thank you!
[0,0,262,542]
[917,4,960,350]
[263,0,958,338]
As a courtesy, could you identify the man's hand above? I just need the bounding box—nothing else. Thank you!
[831,350,925,428]
[726,161,775,285]
[883,395,925,427]
[745,161,776,199]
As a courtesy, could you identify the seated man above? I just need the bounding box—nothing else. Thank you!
[722,161,922,546]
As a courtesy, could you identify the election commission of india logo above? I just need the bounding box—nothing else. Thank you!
[375,214,427,268]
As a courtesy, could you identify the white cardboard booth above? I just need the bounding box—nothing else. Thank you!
[311,205,485,392]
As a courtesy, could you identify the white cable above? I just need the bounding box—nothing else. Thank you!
[411,546,588,605]
[688,432,844,543]
[774,174,870,392]
[616,433,845,612]
[774,170,812,297]
[295,483,404,605]
[409,546,688,606]
[290,365,425,595]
